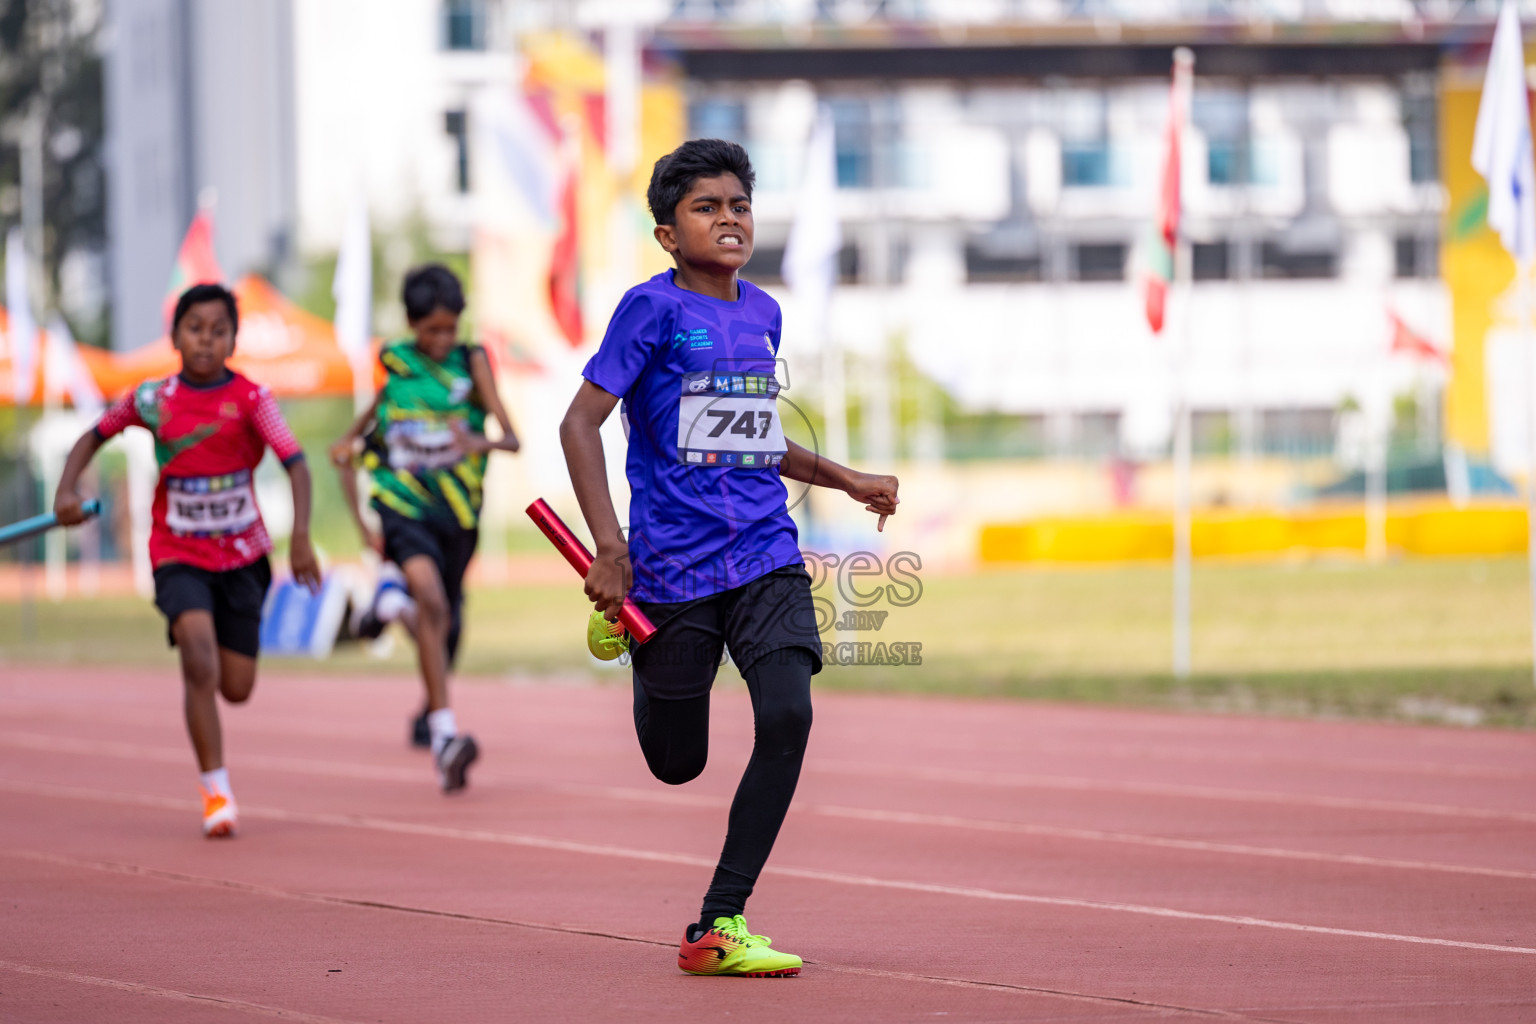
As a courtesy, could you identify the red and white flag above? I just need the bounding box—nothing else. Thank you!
[1143,51,1193,335]
[162,208,224,331]
[1387,309,1448,365]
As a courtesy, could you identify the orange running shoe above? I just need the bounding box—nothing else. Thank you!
[677,915,802,977]
[201,787,237,838]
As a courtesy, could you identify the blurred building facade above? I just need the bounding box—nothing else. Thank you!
[104,0,296,351]
[104,0,1536,475]
[646,0,1476,470]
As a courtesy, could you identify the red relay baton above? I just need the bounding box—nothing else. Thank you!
[526,498,656,644]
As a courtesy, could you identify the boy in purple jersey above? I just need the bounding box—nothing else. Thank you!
[561,138,899,977]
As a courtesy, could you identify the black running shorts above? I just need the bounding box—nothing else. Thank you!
[152,557,273,659]
[631,565,823,701]
[375,504,479,599]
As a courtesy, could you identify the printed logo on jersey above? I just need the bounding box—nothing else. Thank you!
[673,327,712,351]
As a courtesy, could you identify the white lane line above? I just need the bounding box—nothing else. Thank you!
[813,759,1536,825]
[7,850,1290,1022]
[813,805,1536,882]
[15,687,1536,791]
[1,730,1530,882]
[809,963,1298,1022]
[873,737,1536,783]
[10,694,1530,782]
[0,959,369,1024]
[3,778,1533,958]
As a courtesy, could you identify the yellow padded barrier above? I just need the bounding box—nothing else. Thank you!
[979,501,1528,563]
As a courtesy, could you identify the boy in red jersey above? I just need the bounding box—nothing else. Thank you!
[54,283,319,838]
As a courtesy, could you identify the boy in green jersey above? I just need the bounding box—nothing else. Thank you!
[331,264,520,792]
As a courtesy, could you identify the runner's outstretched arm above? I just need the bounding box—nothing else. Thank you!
[53,429,107,525]
[559,380,631,617]
[333,456,383,556]
[780,439,899,532]
[466,347,521,453]
[332,396,380,454]
[284,456,321,591]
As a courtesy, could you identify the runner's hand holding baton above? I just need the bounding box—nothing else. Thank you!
[0,498,101,548]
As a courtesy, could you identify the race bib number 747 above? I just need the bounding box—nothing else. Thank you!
[677,371,786,468]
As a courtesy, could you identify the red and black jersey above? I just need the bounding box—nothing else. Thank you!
[95,371,303,572]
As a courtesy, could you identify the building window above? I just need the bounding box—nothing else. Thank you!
[442,0,486,51]
[1072,242,1126,282]
[741,244,859,287]
[1259,241,1335,280]
[829,97,873,188]
[1058,89,1123,188]
[689,98,746,142]
[1402,75,1437,185]
[1194,87,1250,186]
[1395,234,1438,279]
[1207,140,1248,185]
[445,109,469,193]
[1062,143,1113,186]
[1192,241,1229,281]
[965,245,1042,283]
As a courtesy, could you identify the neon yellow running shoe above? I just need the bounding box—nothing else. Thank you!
[677,915,802,977]
[586,610,629,661]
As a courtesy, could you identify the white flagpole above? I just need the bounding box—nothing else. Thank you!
[1171,47,1195,680]
[1523,261,1536,689]
[1474,1,1536,689]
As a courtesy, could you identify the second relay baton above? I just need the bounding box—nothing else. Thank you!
[526,498,656,644]
[0,498,101,549]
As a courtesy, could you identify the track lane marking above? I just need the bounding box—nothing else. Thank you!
[1,730,1532,882]
[814,758,1536,824]
[0,959,369,1024]
[5,850,1303,1023]
[9,726,1533,825]
[813,805,1536,882]
[6,690,1534,781]
[3,778,1533,958]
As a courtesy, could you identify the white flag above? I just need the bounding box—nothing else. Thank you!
[1473,0,1536,264]
[782,105,842,325]
[44,315,104,415]
[333,200,372,361]
[6,227,37,404]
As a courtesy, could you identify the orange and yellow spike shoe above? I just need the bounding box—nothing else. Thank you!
[201,787,237,838]
[678,915,802,977]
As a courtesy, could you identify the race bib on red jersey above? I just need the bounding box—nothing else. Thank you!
[164,470,259,537]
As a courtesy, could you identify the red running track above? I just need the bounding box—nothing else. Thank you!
[1,665,1534,1023]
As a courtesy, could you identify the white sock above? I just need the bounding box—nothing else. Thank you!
[428,708,457,756]
[375,587,415,623]
[200,767,232,799]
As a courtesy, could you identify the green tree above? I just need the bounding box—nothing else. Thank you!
[0,0,107,345]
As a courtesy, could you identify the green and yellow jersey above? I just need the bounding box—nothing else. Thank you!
[363,340,488,530]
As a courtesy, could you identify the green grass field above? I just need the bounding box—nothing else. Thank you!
[3,556,1532,728]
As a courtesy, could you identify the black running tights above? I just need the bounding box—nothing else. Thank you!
[631,646,815,923]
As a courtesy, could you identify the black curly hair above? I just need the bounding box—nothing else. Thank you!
[646,138,756,227]
[402,263,466,322]
[171,283,238,335]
